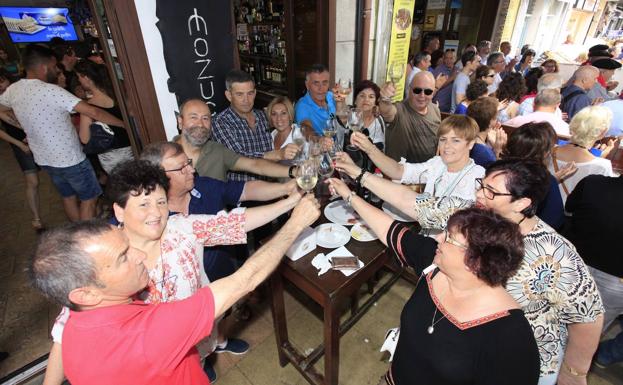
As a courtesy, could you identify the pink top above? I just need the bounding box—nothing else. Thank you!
[504,111,570,137]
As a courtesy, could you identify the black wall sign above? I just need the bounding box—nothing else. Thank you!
[156,0,233,114]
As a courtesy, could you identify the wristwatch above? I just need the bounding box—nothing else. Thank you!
[288,165,296,178]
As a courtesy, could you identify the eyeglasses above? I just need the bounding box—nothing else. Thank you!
[486,74,496,78]
[494,60,505,64]
[413,87,434,96]
[443,230,467,249]
[475,178,514,200]
[164,158,193,174]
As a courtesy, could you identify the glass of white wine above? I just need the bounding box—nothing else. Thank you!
[388,62,405,85]
[291,123,306,164]
[324,118,337,139]
[297,159,318,193]
[338,78,352,98]
[346,108,364,151]
[318,151,334,179]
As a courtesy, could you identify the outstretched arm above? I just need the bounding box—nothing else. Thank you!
[240,179,297,202]
[210,195,320,318]
[233,156,291,179]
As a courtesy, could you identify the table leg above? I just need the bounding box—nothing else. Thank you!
[269,272,289,367]
[324,300,340,385]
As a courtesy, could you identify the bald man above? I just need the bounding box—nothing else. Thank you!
[561,66,599,120]
[379,71,441,163]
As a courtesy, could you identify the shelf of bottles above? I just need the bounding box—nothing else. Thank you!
[235,0,288,91]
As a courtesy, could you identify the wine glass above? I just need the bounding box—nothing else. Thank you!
[323,118,337,139]
[309,136,322,167]
[318,151,334,179]
[388,62,405,85]
[296,159,318,193]
[346,109,364,151]
[291,123,306,164]
[338,78,352,98]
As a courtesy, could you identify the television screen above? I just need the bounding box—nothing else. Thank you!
[0,7,78,43]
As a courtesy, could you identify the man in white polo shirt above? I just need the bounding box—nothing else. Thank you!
[0,44,125,221]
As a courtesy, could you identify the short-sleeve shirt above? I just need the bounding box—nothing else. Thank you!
[194,140,241,182]
[188,176,244,214]
[451,72,470,113]
[385,101,440,163]
[385,222,541,385]
[294,91,336,135]
[63,287,216,385]
[506,219,604,376]
[0,79,83,167]
[213,107,273,181]
[469,143,496,168]
[561,85,590,120]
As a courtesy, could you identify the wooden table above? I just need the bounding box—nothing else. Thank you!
[269,214,402,385]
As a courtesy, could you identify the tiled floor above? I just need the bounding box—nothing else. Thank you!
[0,139,621,385]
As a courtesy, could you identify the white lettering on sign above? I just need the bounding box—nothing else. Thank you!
[187,8,216,111]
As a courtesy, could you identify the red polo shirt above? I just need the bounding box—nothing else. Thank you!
[63,287,215,385]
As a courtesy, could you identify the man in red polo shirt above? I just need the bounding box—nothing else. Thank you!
[30,195,319,385]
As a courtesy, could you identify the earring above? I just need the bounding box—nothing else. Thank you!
[117,222,124,229]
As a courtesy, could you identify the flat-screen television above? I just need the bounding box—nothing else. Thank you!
[0,7,79,43]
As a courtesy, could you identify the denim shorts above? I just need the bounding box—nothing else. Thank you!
[42,158,102,201]
[10,144,39,174]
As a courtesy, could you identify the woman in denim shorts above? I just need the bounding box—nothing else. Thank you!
[0,70,44,231]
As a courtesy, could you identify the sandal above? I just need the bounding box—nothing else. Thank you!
[32,219,45,232]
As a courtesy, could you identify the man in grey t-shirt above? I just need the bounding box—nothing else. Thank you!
[451,51,480,113]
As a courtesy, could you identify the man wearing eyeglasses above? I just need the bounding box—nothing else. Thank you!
[175,99,293,183]
[486,52,506,94]
[380,71,442,163]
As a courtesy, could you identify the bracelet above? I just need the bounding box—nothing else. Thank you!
[562,361,587,378]
[360,171,371,187]
[380,96,392,103]
[355,169,366,186]
[346,191,357,206]
[288,165,296,178]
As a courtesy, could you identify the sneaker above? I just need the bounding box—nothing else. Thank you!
[203,360,217,383]
[214,338,249,355]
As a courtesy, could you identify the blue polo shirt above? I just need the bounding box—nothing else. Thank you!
[294,91,336,135]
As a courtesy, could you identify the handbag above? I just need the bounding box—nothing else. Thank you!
[83,122,115,155]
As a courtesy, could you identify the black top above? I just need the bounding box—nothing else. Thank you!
[564,174,623,277]
[2,121,24,141]
[386,222,541,385]
[101,104,131,149]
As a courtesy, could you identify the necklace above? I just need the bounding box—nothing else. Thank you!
[570,143,589,151]
[427,306,447,334]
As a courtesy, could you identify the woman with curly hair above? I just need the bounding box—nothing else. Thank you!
[496,72,527,123]
[474,65,496,88]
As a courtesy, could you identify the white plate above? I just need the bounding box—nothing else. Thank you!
[315,223,351,248]
[350,222,377,241]
[324,200,360,225]
[382,202,413,222]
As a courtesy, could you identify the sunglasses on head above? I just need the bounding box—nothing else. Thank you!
[413,87,434,96]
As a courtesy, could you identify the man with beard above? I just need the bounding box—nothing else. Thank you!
[0,44,124,221]
[175,98,292,182]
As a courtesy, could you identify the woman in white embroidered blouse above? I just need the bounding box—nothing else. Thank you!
[335,115,484,222]
[43,160,302,385]
[549,106,614,204]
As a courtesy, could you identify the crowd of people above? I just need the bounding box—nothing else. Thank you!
[0,36,622,385]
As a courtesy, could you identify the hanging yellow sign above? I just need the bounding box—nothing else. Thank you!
[386,0,416,102]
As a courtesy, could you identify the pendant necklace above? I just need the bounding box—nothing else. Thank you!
[427,306,447,334]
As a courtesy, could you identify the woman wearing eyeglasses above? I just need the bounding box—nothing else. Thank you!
[475,65,495,88]
[326,176,541,385]
[43,160,303,385]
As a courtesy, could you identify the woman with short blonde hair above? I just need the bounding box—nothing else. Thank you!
[550,105,614,202]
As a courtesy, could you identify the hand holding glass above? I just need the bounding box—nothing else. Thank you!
[297,160,318,193]
[388,62,405,85]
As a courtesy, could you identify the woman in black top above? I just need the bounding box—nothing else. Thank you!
[74,60,133,174]
[327,179,541,385]
[0,69,44,230]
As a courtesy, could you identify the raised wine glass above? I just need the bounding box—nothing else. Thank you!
[291,123,306,164]
[346,108,363,151]
[388,62,405,85]
[296,159,318,193]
